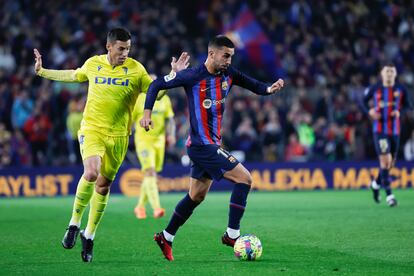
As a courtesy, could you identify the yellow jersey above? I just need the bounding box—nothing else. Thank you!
[133,93,174,141]
[75,55,152,136]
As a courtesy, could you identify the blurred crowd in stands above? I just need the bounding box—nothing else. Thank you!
[1,0,414,167]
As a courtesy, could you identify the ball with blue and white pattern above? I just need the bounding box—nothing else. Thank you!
[233,234,262,261]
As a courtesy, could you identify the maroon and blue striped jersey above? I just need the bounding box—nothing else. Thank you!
[144,64,270,146]
[363,83,412,135]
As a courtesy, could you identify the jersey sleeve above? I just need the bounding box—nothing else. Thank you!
[362,86,374,114]
[144,69,191,110]
[74,58,92,82]
[230,67,269,95]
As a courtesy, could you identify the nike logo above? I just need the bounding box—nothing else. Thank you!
[200,88,208,92]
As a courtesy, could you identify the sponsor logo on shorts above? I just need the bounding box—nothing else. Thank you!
[379,138,389,153]
[228,156,237,163]
[217,148,237,163]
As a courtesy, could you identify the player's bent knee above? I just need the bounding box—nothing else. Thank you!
[236,173,252,185]
[193,194,206,203]
[190,191,207,203]
[83,170,99,182]
[244,174,253,186]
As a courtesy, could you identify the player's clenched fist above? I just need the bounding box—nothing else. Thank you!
[267,78,284,94]
[140,111,153,131]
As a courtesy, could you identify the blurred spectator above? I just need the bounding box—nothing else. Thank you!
[261,109,283,161]
[297,112,315,149]
[11,90,33,130]
[66,96,84,164]
[0,122,12,167]
[285,133,307,162]
[23,105,52,166]
[234,115,259,160]
[404,129,414,161]
[10,129,31,166]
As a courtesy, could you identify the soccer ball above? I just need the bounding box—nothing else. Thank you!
[233,234,262,261]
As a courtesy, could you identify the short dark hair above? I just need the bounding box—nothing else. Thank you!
[381,60,396,68]
[208,35,235,49]
[107,27,131,43]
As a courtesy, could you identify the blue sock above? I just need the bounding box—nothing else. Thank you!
[165,193,200,236]
[228,183,251,230]
[375,173,381,186]
[380,169,392,196]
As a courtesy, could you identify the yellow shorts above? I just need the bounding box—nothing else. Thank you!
[135,138,165,173]
[78,130,129,181]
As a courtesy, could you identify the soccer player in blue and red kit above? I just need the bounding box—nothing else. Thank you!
[363,62,412,207]
[140,35,284,261]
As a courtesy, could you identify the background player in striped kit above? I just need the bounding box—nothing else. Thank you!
[140,35,284,261]
[363,62,412,206]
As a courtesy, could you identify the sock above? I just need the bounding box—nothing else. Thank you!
[165,193,200,236]
[146,176,161,210]
[137,178,149,208]
[226,227,240,239]
[69,177,95,227]
[85,190,110,240]
[386,194,395,202]
[163,230,175,243]
[371,179,380,190]
[375,173,381,187]
[380,169,392,196]
[228,183,251,230]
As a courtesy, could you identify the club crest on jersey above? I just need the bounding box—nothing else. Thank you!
[222,81,228,90]
[164,71,176,82]
[393,91,399,97]
[122,67,128,75]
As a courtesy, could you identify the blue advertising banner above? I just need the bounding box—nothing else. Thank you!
[0,161,413,197]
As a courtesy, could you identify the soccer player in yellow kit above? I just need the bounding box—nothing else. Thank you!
[132,91,176,219]
[33,27,189,262]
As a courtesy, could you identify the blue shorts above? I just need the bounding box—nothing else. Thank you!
[187,144,239,181]
[373,134,400,157]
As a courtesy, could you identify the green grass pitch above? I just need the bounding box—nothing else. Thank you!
[1,190,413,275]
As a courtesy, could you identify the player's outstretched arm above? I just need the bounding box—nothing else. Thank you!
[33,48,81,82]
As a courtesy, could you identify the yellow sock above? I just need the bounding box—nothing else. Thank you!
[146,176,161,210]
[137,179,148,208]
[85,190,109,240]
[69,177,95,226]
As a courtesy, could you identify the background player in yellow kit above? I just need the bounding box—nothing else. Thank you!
[33,27,189,263]
[132,88,176,219]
